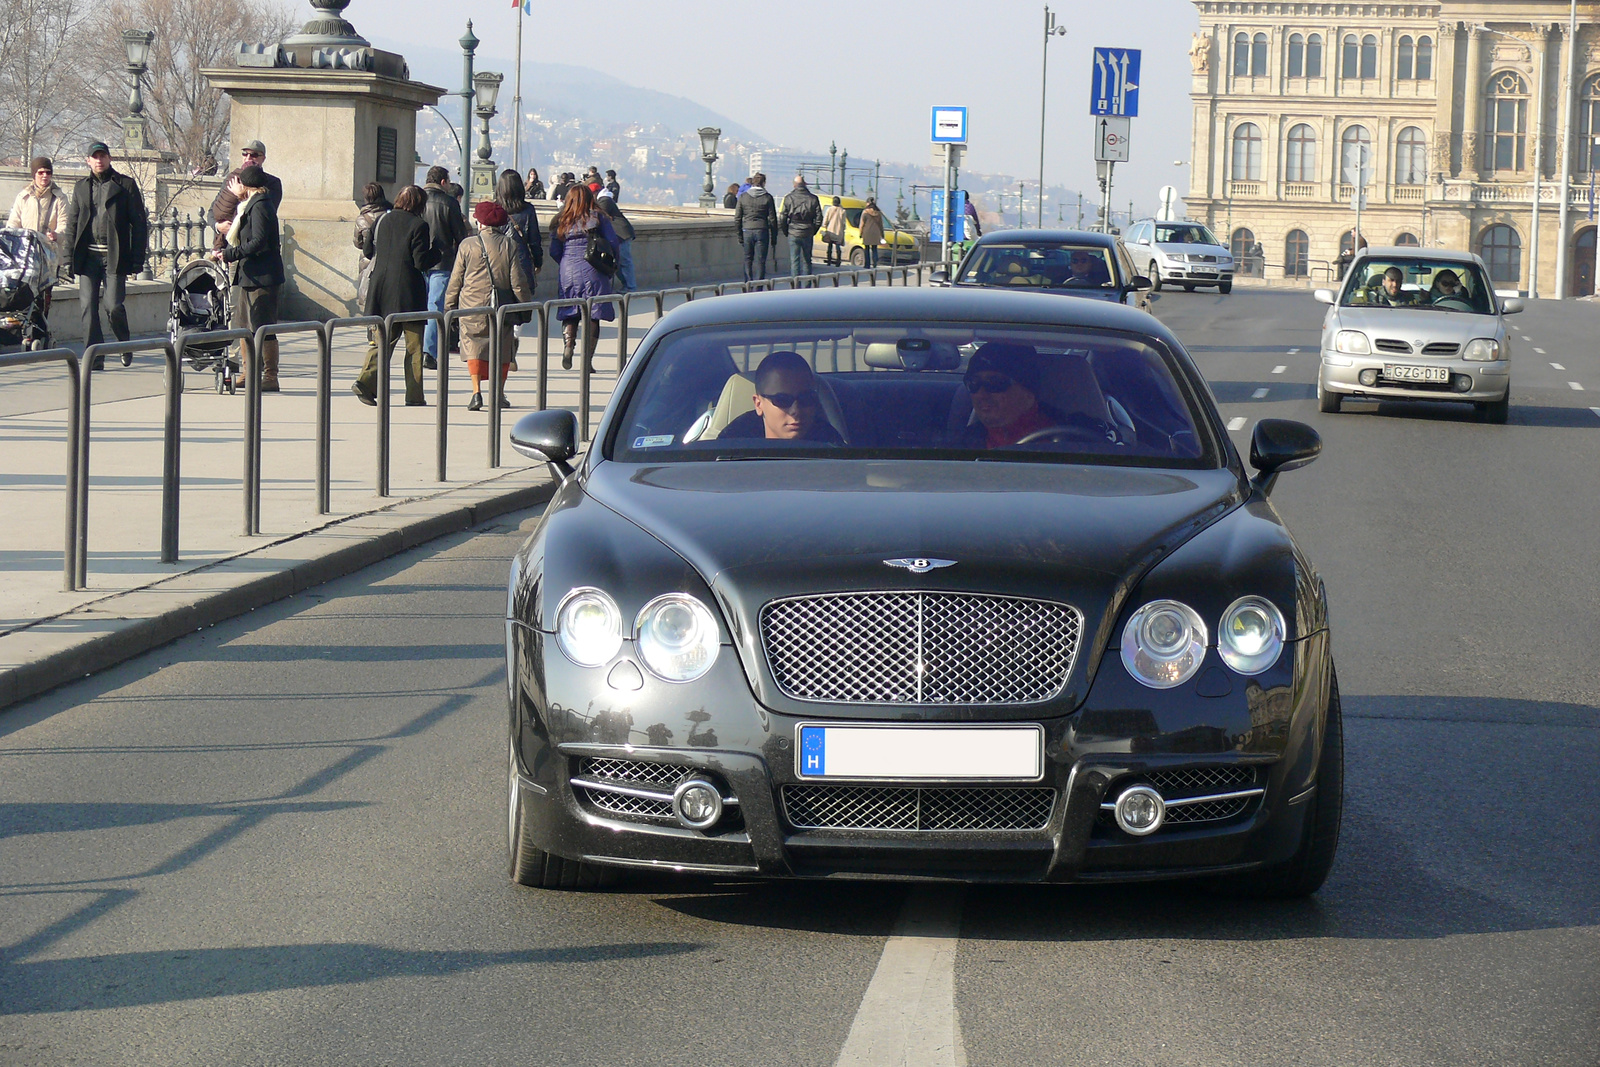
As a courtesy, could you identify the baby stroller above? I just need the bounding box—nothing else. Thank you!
[0,227,56,352]
[169,257,235,392]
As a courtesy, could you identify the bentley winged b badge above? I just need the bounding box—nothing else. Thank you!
[883,558,958,574]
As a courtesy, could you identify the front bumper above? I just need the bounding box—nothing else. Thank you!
[1160,262,1232,283]
[1319,351,1510,401]
[510,626,1332,883]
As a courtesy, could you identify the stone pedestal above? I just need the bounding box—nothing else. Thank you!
[202,65,444,319]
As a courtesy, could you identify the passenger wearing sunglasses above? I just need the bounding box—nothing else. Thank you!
[720,350,842,443]
[960,343,1073,449]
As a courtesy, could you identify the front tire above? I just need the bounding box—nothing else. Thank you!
[1218,280,1233,294]
[1150,264,1164,292]
[1181,283,1195,292]
[1317,380,1342,413]
[1476,391,1510,424]
[508,740,618,889]
[849,246,865,267]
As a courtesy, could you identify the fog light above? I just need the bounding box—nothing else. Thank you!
[1114,785,1165,836]
[673,779,723,830]
[1453,374,1473,393]
[1359,368,1378,386]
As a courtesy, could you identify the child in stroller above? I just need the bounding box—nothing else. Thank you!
[0,227,56,351]
[168,257,235,392]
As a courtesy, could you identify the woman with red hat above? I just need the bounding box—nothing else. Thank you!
[447,199,533,410]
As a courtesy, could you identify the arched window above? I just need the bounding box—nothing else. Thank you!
[1338,230,1356,257]
[1306,34,1323,77]
[1486,71,1528,173]
[1234,33,1251,76]
[1288,33,1305,77]
[1286,123,1318,182]
[1397,36,1414,80]
[1580,74,1600,171]
[1394,232,1420,246]
[1479,224,1521,284]
[1252,33,1268,76]
[1285,230,1310,277]
[1396,126,1428,184]
[1340,125,1372,186]
[1416,36,1433,79]
[1231,227,1256,261]
[1232,122,1263,180]
[1342,35,1359,78]
[1360,34,1378,79]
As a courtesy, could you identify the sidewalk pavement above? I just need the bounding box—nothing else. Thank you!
[0,312,641,711]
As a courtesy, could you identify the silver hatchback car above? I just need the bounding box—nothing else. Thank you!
[1315,248,1522,423]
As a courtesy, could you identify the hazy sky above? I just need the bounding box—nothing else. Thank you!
[351,0,1202,214]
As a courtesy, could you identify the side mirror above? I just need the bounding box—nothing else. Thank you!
[1313,289,1335,305]
[1248,418,1321,496]
[930,268,951,286]
[1130,276,1152,291]
[1500,297,1525,314]
[510,410,579,477]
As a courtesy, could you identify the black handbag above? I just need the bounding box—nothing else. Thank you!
[582,223,617,277]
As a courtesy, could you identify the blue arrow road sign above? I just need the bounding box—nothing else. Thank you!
[1090,48,1140,116]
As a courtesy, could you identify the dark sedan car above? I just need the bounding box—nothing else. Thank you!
[935,229,1154,312]
[504,288,1341,895]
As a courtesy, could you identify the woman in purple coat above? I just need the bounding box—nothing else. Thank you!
[547,184,620,370]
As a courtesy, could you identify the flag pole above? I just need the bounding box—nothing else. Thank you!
[512,0,524,174]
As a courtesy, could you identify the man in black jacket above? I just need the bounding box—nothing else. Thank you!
[211,166,285,391]
[778,176,822,277]
[733,173,778,282]
[59,140,148,369]
[421,165,468,370]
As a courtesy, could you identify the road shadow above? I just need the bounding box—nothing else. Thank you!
[1334,398,1599,427]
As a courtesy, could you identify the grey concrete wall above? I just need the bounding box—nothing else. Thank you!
[44,280,172,344]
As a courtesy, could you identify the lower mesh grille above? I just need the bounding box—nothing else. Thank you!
[1147,765,1256,798]
[584,789,676,821]
[783,785,1054,831]
[1164,795,1253,823]
[580,756,681,787]
[1098,765,1263,834]
[573,757,683,823]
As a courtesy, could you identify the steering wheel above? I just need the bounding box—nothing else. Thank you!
[1013,420,1117,447]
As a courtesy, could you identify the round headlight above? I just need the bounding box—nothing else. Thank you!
[1334,330,1370,355]
[1218,596,1285,675]
[1462,337,1500,361]
[555,588,622,667]
[635,594,720,682]
[1121,600,1207,689]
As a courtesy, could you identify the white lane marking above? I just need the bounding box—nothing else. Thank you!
[1591,407,1600,420]
[835,886,967,1067]
[1551,362,1566,370]
[1287,348,1300,354]
[1272,365,1286,374]
[1534,347,1546,354]
[1252,387,1270,398]
[1227,416,1248,431]
[1570,382,1586,391]
[1521,335,1532,341]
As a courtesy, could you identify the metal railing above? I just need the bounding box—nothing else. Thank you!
[148,209,219,279]
[1,347,80,591]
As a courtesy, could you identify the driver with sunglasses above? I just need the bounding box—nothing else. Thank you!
[960,342,1094,449]
[720,350,843,443]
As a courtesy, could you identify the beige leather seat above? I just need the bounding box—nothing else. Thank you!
[1039,353,1113,426]
[702,372,849,441]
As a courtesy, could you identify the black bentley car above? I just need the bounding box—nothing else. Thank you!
[505,287,1341,894]
[934,229,1154,313]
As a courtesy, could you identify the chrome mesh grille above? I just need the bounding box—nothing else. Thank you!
[583,789,676,822]
[761,592,1081,705]
[1147,765,1256,798]
[574,757,682,823]
[579,757,682,787]
[1165,795,1253,823]
[783,785,1055,831]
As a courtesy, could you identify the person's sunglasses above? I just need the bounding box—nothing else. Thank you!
[241,151,262,159]
[965,374,1015,394]
[760,390,819,412]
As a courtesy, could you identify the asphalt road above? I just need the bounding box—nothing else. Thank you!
[2,289,1596,1066]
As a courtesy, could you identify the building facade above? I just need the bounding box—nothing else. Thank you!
[1186,1,1600,296]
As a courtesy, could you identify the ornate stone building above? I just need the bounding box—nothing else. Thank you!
[1185,2,1600,296]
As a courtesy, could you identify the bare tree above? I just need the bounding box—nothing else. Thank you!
[0,0,101,161]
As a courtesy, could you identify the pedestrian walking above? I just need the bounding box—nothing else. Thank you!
[352,181,390,312]
[858,197,885,268]
[547,183,620,371]
[962,193,983,239]
[496,169,543,370]
[7,156,66,325]
[821,196,846,267]
[722,184,739,209]
[352,184,438,407]
[211,140,284,385]
[604,169,620,201]
[421,166,468,372]
[525,167,546,201]
[595,186,635,291]
[210,166,284,391]
[778,175,822,277]
[448,199,533,411]
[733,173,777,282]
[59,140,148,369]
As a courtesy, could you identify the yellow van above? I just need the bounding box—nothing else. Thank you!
[813,195,920,266]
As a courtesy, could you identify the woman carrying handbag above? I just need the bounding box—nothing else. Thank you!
[446,199,533,411]
[547,184,620,371]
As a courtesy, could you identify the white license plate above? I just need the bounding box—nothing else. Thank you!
[796,724,1043,781]
[1384,363,1450,383]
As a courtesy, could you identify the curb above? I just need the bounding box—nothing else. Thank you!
[0,474,557,712]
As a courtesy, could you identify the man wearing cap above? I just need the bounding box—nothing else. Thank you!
[59,141,148,369]
[211,140,283,386]
[210,166,284,392]
[960,343,1071,449]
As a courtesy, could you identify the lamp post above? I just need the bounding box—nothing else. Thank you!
[829,141,837,193]
[470,70,503,207]
[840,149,849,196]
[697,126,721,208]
[122,29,154,151]
[1038,6,1067,227]
[458,22,478,205]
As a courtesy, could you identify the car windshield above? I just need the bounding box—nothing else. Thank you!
[1339,259,1494,313]
[958,246,1120,290]
[610,322,1213,467]
[1154,223,1219,245]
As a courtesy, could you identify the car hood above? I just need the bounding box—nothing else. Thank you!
[585,458,1244,716]
[1332,306,1501,342]
[1155,242,1230,258]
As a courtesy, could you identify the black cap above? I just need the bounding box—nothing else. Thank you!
[967,343,1042,395]
[237,165,268,189]
[85,140,111,156]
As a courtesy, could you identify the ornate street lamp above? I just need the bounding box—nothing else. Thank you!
[697,126,721,208]
[458,22,478,206]
[470,70,503,206]
[122,29,154,151]
[829,141,837,193]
